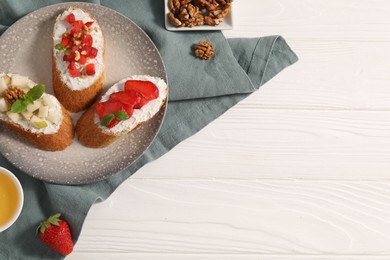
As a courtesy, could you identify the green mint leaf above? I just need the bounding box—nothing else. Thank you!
[101,114,115,126]
[23,94,33,105]
[114,110,129,121]
[26,84,45,101]
[64,49,71,55]
[11,99,27,113]
[55,43,64,51]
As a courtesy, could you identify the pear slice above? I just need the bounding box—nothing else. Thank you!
[30,115,48,129]
[0,98,10,112]
[7,111,22,123]
[11,74,30,89]
[32,121,48,129]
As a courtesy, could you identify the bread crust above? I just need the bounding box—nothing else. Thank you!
[0,105,74,151]
[75,103,119,148]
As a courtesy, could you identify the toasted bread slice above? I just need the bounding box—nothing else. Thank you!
[76,75,168,148]
[52,6,105,112]
[0,73,74,151]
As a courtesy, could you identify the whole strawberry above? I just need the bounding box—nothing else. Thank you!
[37,213,73,256]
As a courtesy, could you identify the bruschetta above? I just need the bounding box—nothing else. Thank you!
[76,75,168,148]
[0,73,74,151]
[52,6,105,112]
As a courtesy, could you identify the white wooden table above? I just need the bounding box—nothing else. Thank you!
[70,1,390,259]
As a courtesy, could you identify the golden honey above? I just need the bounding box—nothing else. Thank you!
[0,171,19,227]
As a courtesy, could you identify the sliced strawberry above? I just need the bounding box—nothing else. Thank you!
[74,20,84,30]
[134,97,149,109]
[81,46,91,58]
[96,99,123,120]
[122,105,134,117]
[68,68,79,77]
[110,90,141,107]
[107,118,120,128]
[68,62,79,77]
[124,80,159,102]
[65,13,75,24]
[82,34,93,47]
[85,21,94,27]
[71,20,84,35]
[78,55,87,65]
[61,37,70,48]
[68,67,80,77]
[63,55,71,62]
[68,49,76,62]
[88,47,98,58]
[85,63,95,76]
[70,28,77,36]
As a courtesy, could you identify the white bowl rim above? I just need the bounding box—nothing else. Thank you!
[0,166,24,232]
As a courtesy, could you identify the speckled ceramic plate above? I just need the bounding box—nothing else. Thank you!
[0,3,167,185]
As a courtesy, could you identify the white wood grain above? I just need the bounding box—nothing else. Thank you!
[225,0,390,41]
[68,255,390,260]
[133,108,390,180]
[70,0,390,259]
[252,41,390,110]
[70,180,390,259]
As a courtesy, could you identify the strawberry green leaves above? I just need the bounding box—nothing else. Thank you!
[36,213,61,234]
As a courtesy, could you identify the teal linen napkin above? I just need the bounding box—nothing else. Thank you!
[0,0,298,259]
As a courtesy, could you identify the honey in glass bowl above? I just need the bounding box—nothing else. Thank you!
[0,167,24,232]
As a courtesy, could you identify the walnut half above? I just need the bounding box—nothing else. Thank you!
[2,86,25,105]
[194,41,215,60]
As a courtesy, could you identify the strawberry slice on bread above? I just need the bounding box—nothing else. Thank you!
[76,75,168,148]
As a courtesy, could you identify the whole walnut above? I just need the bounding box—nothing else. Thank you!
[194,41,215,60]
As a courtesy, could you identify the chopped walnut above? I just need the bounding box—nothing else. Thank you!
[204,16,221,26]
[168,0,233,28]
[2,86,25,105]
[168,0,181,12]
[210,3,231,18]
[194,0,219,11]
[215,0,233,6]
[194,41,214,60]
[167,12,183,27]
[181,0,193,5]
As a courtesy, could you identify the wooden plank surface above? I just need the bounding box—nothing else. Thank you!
[71,180,390,258]
[133,109,390,180]
[69,0,390,259]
